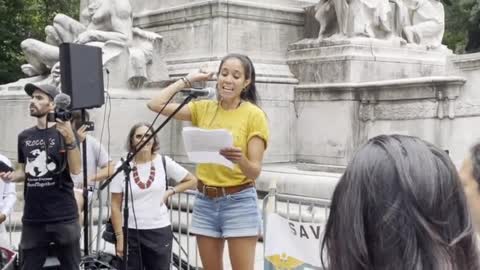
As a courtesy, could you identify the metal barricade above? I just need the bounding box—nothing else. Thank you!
[262,188,331,270]
[167,189,201,270]
[89,182,110,253]
[6,213,17,249]
[262,188,331,223]
[85,187,201,269]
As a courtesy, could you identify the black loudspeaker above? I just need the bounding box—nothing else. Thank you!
[60,43,104,110]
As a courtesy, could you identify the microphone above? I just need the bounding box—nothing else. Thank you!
[180,87,216,99]
[48,93,72,123]
[51,93,73,155]
[53,93,71,110]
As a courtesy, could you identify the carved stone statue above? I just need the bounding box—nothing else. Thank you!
[315,0,339,40]
[347,0,392,38]
[314,0,445,49]
[19,0,167,88]
[394,0,445,49]
[315,0,392,40]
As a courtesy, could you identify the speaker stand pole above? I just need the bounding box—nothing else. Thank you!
[81,109,89,256]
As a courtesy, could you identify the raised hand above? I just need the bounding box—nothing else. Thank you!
[76,124,88,143]
[185,65,214,85]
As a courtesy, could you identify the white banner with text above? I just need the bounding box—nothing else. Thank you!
[264,213,325,270]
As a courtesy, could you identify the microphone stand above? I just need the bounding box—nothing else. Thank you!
[99,93,199,270]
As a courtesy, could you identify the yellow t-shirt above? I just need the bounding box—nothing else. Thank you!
[188,100,269,187]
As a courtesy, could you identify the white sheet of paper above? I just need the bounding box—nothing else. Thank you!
[182,127,234,169]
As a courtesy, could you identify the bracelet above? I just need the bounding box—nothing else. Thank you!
[180,77,192,88]
[65,142,77,150]
[115,232,123,237]
[168,186,177,194]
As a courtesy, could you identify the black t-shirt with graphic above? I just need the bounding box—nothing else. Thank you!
[18,126,77,224]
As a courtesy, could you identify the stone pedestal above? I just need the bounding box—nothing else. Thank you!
[293,77,465,166]
[287,39,451,84]
[133,0,306,163]
[288,39,468,166]
[134,0,305,76]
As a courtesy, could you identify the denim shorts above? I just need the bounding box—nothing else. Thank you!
[190,187,262,238]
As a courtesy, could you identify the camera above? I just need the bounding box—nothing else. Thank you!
[84,121,95,131]
[47,109,72,122]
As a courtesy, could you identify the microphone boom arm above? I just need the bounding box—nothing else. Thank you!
[100,93,197,190]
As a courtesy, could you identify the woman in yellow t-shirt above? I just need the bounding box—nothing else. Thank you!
[147,53,269,270]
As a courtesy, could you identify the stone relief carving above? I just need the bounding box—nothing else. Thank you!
[364,101,438,120]
[359,98,466,121]
[357,86,464,121]
[314,0,445,49]
[19,0,167,89]
[454,101,480,117]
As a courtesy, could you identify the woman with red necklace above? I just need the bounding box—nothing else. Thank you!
[110,122,197,270]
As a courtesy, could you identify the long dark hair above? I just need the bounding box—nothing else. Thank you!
[217,53,258,105]
[125,122,159,154]
[471,142,480,184]
[321,134,480,270]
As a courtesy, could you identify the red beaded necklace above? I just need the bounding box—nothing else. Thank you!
[132,162,156,189]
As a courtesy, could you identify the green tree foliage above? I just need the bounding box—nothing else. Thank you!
[30,0,80,33]
[0,0,30,83]
[466,0,480,52]
[443,0,478,53]
[0,0,79,84]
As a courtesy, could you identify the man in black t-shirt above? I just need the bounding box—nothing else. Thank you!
[0,83,82,270]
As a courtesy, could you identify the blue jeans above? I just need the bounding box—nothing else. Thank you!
[191,187,261,238]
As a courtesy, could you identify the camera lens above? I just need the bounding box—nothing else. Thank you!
[56,110,72,121]
[63,111,72,121]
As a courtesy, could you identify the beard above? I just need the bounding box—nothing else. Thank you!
[29,107,48,118]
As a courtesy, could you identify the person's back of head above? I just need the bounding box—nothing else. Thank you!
[321,134,480,270]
